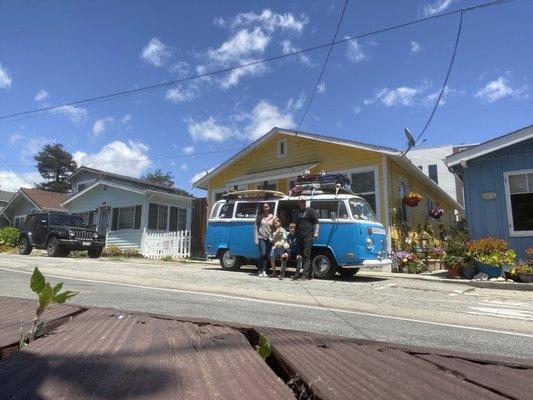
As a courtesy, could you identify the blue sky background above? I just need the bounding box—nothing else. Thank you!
[0,0,531,195]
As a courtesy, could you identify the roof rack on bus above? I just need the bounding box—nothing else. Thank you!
[222,189,286,200]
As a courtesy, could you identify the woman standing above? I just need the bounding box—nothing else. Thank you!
[255,203,274,277]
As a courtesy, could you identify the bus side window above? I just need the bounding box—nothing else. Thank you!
[235,202,258,218]
[310,200,343,220]
[218,203,235,219]
[338,201,349,219]
[210,203,222,219]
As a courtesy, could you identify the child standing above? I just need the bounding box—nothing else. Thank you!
[270,218,288,278]
[285,223,302,279]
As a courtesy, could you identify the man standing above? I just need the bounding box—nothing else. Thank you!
[294,196,319,280]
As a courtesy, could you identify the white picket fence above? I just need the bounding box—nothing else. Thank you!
[140,230,191,259]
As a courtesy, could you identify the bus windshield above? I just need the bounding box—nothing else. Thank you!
[349,198,376,221]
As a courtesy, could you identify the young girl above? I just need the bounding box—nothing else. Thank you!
[270,218,288,278]
[255,203,274,277]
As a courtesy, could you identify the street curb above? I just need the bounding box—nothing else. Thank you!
[359,271,533,291]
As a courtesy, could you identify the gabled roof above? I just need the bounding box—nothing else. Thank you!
[67,166,193,197]
[445,124,533,168]
[193,127,401,189]
[0,190,15,203]
[20,188,68,212]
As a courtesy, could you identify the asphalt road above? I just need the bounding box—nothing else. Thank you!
[1,254,532,359]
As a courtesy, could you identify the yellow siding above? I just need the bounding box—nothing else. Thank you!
[209,132,384,218]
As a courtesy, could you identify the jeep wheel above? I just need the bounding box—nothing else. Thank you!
[338,268,360,278]
[19,237,33,255]
[88,248,103,259]
[311,250,337,279]
[47,237,63,257]
[219,249,242,270]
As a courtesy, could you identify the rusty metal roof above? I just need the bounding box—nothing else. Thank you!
[0,307,294,399]
[0,296,82,353]
[256,327,533,400]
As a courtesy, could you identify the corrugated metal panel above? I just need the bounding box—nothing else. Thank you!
[256,327,529,400]
[0,296,82,352]
[0,308,294,400]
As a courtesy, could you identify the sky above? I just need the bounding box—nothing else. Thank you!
[0,0,532,196]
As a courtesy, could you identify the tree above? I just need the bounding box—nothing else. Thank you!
[34,144,77,193]
[141,169,175,187]
[141,169,192,197]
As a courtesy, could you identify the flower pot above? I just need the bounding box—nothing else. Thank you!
[447,268,462,278]
[518,273,533,283]
[475,260,502,279]
[461,266,476,280]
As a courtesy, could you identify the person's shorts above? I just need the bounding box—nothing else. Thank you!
[270,246,285,258]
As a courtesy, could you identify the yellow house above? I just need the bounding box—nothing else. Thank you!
[193,127,463,249]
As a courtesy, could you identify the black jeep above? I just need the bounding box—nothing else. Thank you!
[18,212,105,258]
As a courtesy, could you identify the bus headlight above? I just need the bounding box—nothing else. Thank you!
[365,237,374,250]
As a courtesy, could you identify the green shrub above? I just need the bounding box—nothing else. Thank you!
[68,250,88,258]
[0,226,19,247]
[104,244,122,257]
[122,248,142,258]
[161,255,174,262]
[467,238,516,266]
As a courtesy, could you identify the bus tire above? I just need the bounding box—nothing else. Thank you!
[311,249,337,279]
[219,249,242,271]
[338,268,360,278]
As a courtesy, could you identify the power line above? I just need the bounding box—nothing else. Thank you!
[0,0,516,124]
[296,0,349,134]
[414,12,464,143]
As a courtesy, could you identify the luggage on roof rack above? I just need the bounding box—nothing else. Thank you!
[290,172,352,196]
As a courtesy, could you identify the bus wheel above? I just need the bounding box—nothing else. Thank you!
[311,250,337,279]
[219,249,242,271]
[338,268,360,278]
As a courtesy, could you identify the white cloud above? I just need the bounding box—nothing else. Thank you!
[216,9,308,33]
[121,114,132,125]
[190,167,215,185]
[208,28,270,63]
[286,92,306,111]
[187,117,236,142]
[245,100,296,140]
[421,86,456,107]
[170,61,190,77]
[423,0,455,16]
[51,105,88,124]
[317,82,326,94]
[34,89,50,102]
[182,146,195,155]
[141,37,171,67]
[352,105,361,114]
[345,38,366,63]
[410,41,422,54]
[474,76,528,103]
[179,164,189,171]
[92,117,114,137]
[9,133,23,144]
[0,63,12,89]
[364,81,431,107]
[281,40,312,66]
[73,141,152,177]
[165,84,199,103]
[21,137,53,160]
[0,171,41,192]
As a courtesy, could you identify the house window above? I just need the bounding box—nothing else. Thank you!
[14,216,25,228]
[169,206,187,231]
[277,139,288,158]
[157,205,168,230]
[428,164,438,184]
[505,170,533,235]
[351,171,377,213]
[148,203,170,230]
[257,180,277,191]
[111,205,141,231]
[77,183,87,192]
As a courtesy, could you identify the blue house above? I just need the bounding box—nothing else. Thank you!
[62,166,193,249]
[446,125,533,259]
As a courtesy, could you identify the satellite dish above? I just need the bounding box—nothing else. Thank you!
[404,128,416,148]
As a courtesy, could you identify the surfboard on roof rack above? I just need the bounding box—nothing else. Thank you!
[290,172,353,196]
[222,189,286,199]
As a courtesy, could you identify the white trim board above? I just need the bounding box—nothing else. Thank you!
[503,169,533,237]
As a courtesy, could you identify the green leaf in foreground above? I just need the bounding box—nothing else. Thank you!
[257,333,272,360]
[52,282,63,295]
[37,282,54,316]
[53,290,78,304]
[30,267,45,294]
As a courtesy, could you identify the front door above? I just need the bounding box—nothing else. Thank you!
[98,207,110,236]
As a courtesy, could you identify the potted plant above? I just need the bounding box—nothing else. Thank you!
[467,238,516,279]
[429,207,444,220]
[403,192,423,207]
[443,255,464,278]
[514,263,533,283]
[391,250,416,273]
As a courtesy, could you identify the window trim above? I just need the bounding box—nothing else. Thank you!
[148,202,188,231]
[117,206,136,230]
[504,169,533,237]
[111,205,141,231]
[75,179,94,193]
[335,165,381,219]
[14,214,26,228]
[255,180,277,191]
[277,138,288,158]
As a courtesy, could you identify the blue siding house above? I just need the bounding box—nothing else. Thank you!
[446,125,533,259]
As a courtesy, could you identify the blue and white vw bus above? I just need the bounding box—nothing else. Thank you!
[205,192,391,278]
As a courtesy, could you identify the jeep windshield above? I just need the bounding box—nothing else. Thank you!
[50,214,86,228]
[349,198,376,221]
